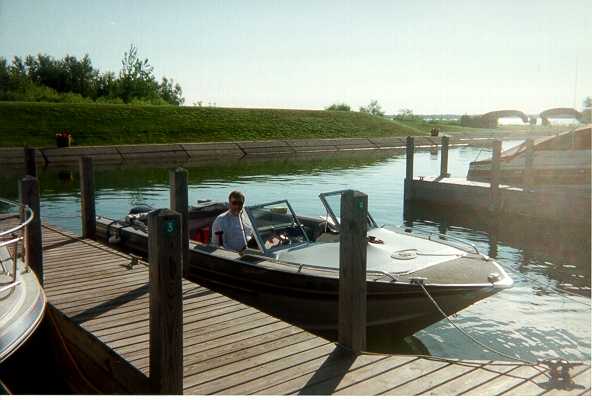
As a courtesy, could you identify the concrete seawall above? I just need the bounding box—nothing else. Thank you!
[1,133,554,168]
[1,136,483,168]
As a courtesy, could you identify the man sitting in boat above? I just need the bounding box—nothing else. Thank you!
[210,190,253,251]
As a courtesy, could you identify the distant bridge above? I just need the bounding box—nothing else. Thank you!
[480,110,529,128]
[460,110,529,128]
[540,108,585,125]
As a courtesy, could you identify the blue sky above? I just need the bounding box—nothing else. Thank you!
[1,0,591,114]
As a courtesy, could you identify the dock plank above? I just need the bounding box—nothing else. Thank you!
[181,336,329,389]
[93,303,251,341]
[333,357,447,395]
[421,362,519,395]
[81,297,237,332]
[134,326,309,372]
[216,346,359,394]
[188,342,340,394]
[123,319,291,362]
[107,309,268,350]
[463,364,547,396]
[382,360,477,395]
[254,353,388,395]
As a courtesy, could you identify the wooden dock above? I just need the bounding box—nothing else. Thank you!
[407,176,591,224]
[404,137,591,225]
[30,221,590,395]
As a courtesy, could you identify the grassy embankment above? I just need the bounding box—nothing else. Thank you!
[0,102,470,147]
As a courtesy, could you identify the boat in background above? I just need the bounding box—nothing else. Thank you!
[96,190,513,339]
[467,124,591,185]
[0,199,46,364]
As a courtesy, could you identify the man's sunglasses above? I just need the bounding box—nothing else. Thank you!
[230,200,243,206]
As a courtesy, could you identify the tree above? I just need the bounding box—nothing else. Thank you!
[9,56,28,87]
[394,108,415,121]
[4,56,30,95]
[19,53,98,98]
[159,76,184,106]
[117,44,158,102]
[0,58,9,93]
[0,48,185,105]
[359,100,384,117]
[93,71,117,99]
[326,103,351,111]
[25,54,65,93]
[584,96,592,109]
[64,54,97,98]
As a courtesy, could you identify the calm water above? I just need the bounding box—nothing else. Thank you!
[1,143,590,363]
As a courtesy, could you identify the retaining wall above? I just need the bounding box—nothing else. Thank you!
[0,136,501,168]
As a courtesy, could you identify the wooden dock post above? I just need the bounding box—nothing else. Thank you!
[24,146,37,177]
[488,225,499,259]
[79,157,96,239]
[440,136,449,177]
[488,140,502,212]
[438,219,448,238]
[148,208,183,395]
[170,167,189,275]
[404,136,415,201]
[338,190,368,354]
[20,175,43,285]
[523,138,535,188]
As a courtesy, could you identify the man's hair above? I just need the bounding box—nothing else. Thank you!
[228,190,245,203]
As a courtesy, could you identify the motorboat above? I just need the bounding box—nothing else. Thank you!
[0,199,46,363]
[467,125,591,185]
[96,190,513,339]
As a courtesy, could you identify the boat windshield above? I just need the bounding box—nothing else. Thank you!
[244,200,310,254]
[319,190,378,229]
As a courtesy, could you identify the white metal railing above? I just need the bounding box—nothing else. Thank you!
[387,224,485,258]
[0,198,34,289]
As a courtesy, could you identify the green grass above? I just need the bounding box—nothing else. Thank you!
[0,102,453,147]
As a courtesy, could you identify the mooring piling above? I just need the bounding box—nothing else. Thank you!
[24,146,37,177]
[79,157,96,239]
[338,189,368,354]
[20,175,43,285]
[169,167,189,275]
[524,138,535,189]
[404,136,415,201]
[148,208,183,394]
[440,136,449,177]
[488,140,502,213]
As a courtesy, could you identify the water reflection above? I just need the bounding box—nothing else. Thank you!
[404,203,591,295]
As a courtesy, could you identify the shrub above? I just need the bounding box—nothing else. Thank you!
[129,97,170,106]
[359,100,384,117]
[95,96,124,104]
[59,92,94,103]
[393,108,419,121]
[326,103,351,111]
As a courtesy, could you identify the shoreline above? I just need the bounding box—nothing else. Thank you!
[0,131,556,169]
